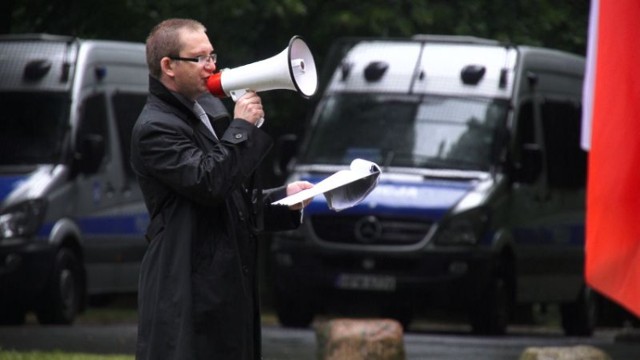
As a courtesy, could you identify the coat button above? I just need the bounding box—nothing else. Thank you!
[234,133,243,139]
[242,266,249,275]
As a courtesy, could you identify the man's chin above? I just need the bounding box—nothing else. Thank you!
[200,82,210,95]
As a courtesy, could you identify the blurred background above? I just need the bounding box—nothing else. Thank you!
[0,0,597,325]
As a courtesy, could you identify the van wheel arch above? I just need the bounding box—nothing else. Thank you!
[60,237,87,312]
[469,248,516,335]
[560,285,596,336]
[36,240,86,324]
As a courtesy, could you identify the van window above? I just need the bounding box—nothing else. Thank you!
[76,93,110,167]
[541,100,586,189]
[112,92,147,180]
[301,93,507,171]
[515,101,536,156]
[0,92,70,165]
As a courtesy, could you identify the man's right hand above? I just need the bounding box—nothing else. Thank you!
[234,91,264,125]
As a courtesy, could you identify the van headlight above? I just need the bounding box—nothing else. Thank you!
[0,199,47,240]
[433,208,489,246]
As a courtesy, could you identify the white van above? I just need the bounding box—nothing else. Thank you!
[271,35,591,335]
[0,34,148,324]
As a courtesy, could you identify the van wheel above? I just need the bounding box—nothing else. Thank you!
[561,286,596,336]
[381,300,413,330]
[274,288,315,328]
[36,248,83,325]
[470,275,510,335]
[0,304,26,325]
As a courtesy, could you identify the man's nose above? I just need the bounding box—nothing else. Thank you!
[205,62,216,72]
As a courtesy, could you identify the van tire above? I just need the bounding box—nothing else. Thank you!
[381,300,413,330]
[560,286,596,336]
[274,288,315,328]
[470,275,510,335]
[0,305,26,325]
[36,248,82,325]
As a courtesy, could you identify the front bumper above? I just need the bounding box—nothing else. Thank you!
[271,239,496,309]
[0,239,56,305]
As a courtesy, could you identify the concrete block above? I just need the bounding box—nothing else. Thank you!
[519,345,611,360]
[316,318,405,360]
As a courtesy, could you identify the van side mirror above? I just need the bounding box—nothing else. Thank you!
[512,144,542,183]
[76,134,105,174]
[273,134,298,178]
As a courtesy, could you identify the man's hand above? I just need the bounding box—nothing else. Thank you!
[286,181,314,210]
[234,91,264,125]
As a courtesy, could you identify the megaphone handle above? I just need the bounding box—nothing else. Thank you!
[230,89,264,128]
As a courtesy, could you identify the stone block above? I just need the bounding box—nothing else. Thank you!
[519,345,611,360]
[316,318,405,360]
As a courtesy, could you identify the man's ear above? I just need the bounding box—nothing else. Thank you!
[160,57,176,78]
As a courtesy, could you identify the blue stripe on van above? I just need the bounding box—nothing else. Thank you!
[302,174,471,221]
[37,213,149,238]
[36,213,149,239]
[513,222,585,246]
[76,213,149,235]
[0,175,29,202]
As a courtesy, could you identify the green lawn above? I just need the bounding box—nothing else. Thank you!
[0,351,133,360]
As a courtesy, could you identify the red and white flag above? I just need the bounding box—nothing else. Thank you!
[583,0,640,317]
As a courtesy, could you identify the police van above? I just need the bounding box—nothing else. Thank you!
[271,35,592,335]
[0,34,148,324]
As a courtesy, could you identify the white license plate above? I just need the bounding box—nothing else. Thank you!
[335,274,397,292]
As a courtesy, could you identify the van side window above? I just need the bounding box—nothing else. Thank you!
[76,93,109,170]
[112,92,147,181]
[541,100,587,189]
[515,101,535,148]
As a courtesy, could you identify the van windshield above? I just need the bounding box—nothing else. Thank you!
[300,93,508,171]
[0,92,70,165]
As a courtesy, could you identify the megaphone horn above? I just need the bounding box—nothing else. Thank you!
[207,35,318,101]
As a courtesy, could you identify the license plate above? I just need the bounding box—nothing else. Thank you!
[335,274,397,292]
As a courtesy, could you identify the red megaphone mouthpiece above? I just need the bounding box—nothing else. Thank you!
[207,73,226,98]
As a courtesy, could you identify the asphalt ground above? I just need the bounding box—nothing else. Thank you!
[1,312,640,359]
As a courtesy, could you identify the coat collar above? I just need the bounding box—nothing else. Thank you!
[148,75,196,123]
[148,75,231,134]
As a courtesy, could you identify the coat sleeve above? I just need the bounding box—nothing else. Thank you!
[261,186,302,232]
[134,110,273,206]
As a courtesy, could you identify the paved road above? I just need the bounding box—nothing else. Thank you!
[1,322,640,359]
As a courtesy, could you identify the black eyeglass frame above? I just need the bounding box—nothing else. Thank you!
[168,53,217,64]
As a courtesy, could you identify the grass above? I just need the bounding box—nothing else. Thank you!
[0,351,133,360]
[7,295,279,360]
[7,296,138,359]
[23,295,139,326]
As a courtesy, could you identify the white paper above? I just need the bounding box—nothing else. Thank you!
[272,158,381,211]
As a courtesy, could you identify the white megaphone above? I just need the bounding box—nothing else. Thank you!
[207,35,318,103]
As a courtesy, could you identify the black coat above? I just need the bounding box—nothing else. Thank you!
[131,76,300,360]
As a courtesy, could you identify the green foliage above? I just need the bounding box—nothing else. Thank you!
[5,0,589,55]
[5,0,590,79]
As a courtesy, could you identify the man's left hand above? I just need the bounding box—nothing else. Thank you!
[286,181,314,210]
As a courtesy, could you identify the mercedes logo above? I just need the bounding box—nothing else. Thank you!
[354,216,383,243]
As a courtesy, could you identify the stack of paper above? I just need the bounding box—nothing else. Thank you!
[272,158,381,211]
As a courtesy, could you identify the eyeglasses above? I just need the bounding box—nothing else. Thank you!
[169,53,217,64]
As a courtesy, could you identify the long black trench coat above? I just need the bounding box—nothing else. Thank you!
[130,76,301,360]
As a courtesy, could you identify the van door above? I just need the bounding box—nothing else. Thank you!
[73,91,131,294]
[107,90,149,292]
[510,95,586,304]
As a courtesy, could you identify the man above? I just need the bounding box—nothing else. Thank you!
[130,18,312,359]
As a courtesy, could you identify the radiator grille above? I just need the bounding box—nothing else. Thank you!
[311,215,432,245]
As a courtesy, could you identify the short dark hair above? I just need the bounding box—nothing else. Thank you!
[146,18,206,78]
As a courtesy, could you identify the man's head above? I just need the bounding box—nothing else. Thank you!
[146,18,217,100]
